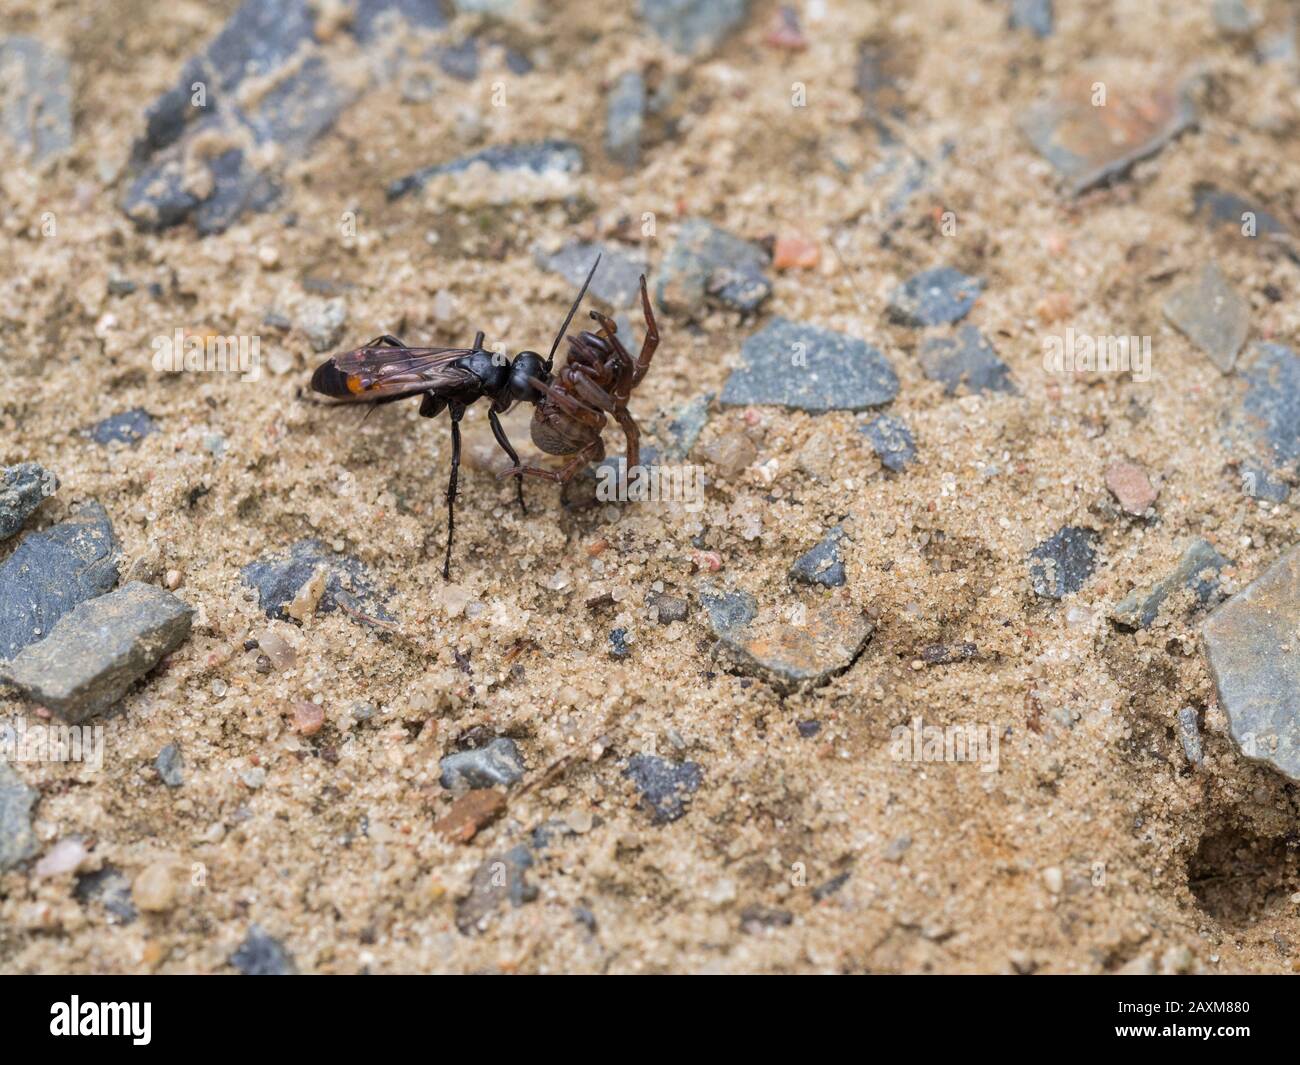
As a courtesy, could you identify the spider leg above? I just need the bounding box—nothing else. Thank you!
[632,275,658,386]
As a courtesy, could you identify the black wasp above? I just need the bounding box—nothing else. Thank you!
[310,258,602,578]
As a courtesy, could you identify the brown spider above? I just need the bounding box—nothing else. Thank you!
[499,273,659,485]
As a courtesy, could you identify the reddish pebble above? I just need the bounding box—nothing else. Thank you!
[693,550,723,572]
[434,789,506,843]
[1105,461,1158,515]
[291,701,325,736]
[773,234,820,270]
[764,6,808,50]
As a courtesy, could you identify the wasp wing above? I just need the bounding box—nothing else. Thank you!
[312,346,479,402]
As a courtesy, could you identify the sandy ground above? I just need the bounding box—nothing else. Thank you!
[1,0,1299,974]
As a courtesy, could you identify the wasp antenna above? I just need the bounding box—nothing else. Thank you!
[545,254,600,371]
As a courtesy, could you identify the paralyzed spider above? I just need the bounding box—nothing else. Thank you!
[310,257,660,577]
[499,270,659,486]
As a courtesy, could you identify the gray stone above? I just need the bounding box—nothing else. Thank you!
[862,414,916,471]
[89,408,157,446]
[1020,77,1196,195]
[721,318,899,412]
[789,525,847,588]
[648,591,688,624]
[606,71,646,168]
[657,219,771,317]
[123,0,446,233]
[298,298,348,353]
[662,393,712,459]
[230,926,297,974]
[0,463,58,542]
[439,737,525,791]
[855,39,910,140]
[1240,462,1291,503]
[74,864,137,923]
[0,503,119,660]
[700,587,873,692]
[0,37,73,164]
[1162,263,1249,373]
[241,539,389,622]
[1212,0,1258,35]
[456,844,536,934]
[387,140,584,201]
[437,37,479,82]
[1193,184,1295,262]
[0,762,38,872]
[156,743,184,788]
[1009,0,1054,37]
[1201,543,1300,782]
[919,325,1016,396]
[638,0,750,56]
[1227,343,1300,480]
[4,582,193,723]
[535,241,646,308]
[623,753,702,823]
[1110,539,1230,629]
[608,628,631,659]
[1029,526,1099,599]
[1177,707,1204,766]
[887,267,984,327]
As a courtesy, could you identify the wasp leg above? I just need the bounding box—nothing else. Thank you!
[488,407,527,515]
[366,334,407,348]
[443,406,465,579]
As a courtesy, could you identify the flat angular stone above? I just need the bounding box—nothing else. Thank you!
[439,737,525,791]
[4,582,193,723]
[1193,184,1297,261]
[638,0,750,56]
[0,762,38,872]
[662,393,712,459]
[536,241,646,308]
[74,865,137,923]
[623,753,702,823]
[456,844,536,934]
[1177,707,1204,766]
[0,463,58,542]
[701,587,873,692]
[862,414,916,471]
[0,503,119,660]
[1009,0,1054,37]
[1029,526,1099,599]
[230,926,297,975]
[1201,543,1300,782]
[887,267,984,327]
[123,0,447,233]
[1162,263,1250,373]
[241,539,389,622]
[89,408,157,446]
[1110,538,1230,629]
[918,325,1016,395]
[657,219,771,316]
[1240,462,1291,502]
[155,743,184,788]
[789,526,847,588]
[387,140,584,204]
[1021,76,1195,195]
[721,318,899,412]
[1226,343,1300,479]
[0,37,73,164]
[605,71,646,168]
